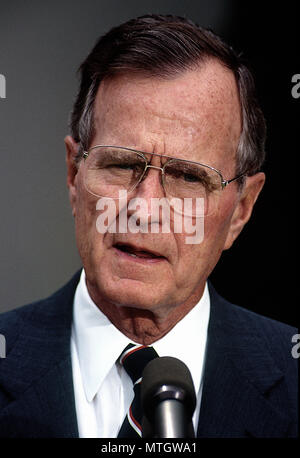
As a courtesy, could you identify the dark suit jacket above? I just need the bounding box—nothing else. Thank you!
[0,270,298,437]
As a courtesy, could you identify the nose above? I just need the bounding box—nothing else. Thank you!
[126,163,166,231]
[135,164,165,199]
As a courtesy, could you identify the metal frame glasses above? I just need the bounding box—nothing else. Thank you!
[82,145,246,196]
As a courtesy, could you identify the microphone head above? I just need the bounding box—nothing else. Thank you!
[141,356,196,420]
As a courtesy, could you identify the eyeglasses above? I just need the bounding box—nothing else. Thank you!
[81,145,246,216]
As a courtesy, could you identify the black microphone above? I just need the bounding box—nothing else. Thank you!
[141,356,196,438]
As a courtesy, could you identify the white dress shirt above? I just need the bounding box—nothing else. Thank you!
[71,269,210,438]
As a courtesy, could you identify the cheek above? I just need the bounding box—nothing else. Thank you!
[74,184,106,261]
[173,209,233,284]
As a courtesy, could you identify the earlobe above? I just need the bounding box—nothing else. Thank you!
[65,135,79,217]
[224,172,265,250]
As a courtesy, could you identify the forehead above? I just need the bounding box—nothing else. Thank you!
[93,60,242,168]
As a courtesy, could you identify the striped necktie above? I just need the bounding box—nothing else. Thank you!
[117,343,159,438]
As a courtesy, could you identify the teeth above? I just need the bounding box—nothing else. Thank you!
[128,253,138,258]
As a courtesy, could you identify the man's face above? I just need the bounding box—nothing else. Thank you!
[66,60,263,324]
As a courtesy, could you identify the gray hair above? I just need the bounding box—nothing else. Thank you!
[70,14,266,179]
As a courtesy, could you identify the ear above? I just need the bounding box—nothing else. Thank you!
[65,135,79,217]
[224,172,265,250]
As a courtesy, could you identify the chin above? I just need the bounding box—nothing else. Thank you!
[99,278,169,311]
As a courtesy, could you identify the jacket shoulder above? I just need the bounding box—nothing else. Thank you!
[0,270,82,356]
[209,283,298,379]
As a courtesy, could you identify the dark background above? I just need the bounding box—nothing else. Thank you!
[0,0,298,326]
[210,2,298,327]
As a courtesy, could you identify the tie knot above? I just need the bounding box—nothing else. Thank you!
[120,344,158,384]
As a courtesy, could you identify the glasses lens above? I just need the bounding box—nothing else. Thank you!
[163,160,222,216]
[83,147,146,198]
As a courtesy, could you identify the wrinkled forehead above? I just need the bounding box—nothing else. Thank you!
[92,60,242,169]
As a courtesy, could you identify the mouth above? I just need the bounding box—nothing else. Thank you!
[113,243,166,263]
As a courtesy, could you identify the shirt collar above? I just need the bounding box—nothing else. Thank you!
[72,269,210,402]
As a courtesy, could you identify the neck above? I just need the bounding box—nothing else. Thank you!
[86,282,204,345]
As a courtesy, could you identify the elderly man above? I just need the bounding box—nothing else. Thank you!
[0,14,297,438]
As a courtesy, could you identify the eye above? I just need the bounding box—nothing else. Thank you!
[178,166,208,185]
[183,172,202,183]
[102,154,144,171]
[111,163,135,170]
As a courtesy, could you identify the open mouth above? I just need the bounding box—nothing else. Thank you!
[114,243,165,260]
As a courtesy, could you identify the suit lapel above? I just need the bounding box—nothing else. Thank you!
[0,271,81,438]
[197,284,292,437]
